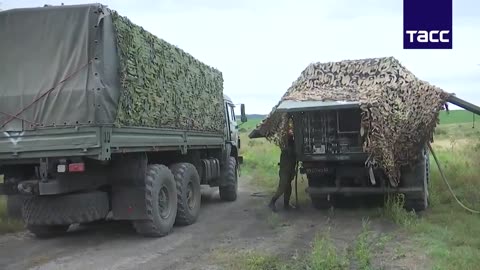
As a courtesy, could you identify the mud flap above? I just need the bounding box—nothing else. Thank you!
[111,186,148,220]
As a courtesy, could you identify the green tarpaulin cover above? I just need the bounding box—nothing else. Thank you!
[0,4,225,133]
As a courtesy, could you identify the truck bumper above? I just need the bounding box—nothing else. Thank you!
[306,186,424,196]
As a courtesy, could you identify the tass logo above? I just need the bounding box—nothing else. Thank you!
[403,0,452,49]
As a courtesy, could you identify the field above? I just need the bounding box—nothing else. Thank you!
[438,109,477,125]
[237,110,480,270]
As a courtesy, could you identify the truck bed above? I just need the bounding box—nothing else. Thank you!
[0,126,224,162]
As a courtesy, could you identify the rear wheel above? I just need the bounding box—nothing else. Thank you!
[169,163,201,226]
[133,164,177,237]
[219,157,238,202]
[311,195,332,210]
[403,149,429,212]
[308,175,334,210]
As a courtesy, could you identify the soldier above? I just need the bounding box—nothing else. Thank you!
[268,128,297,212]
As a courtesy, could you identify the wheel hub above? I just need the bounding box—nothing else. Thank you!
[158,186,171,219]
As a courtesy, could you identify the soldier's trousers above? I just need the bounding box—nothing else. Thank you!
[272,163,296,205]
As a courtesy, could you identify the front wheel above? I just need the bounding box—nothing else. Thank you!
[133,164,178,237]
[404,150,429,212]
[219,157,238,202]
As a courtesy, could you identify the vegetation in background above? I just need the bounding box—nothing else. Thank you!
[438,109,477,125]
[0,175,24,234]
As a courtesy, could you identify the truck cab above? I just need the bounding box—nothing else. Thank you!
[224,95,247,164]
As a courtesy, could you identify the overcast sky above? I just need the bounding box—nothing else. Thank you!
[2,0,479,114]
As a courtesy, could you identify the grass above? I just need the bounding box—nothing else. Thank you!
[439,109,477,125]
[215,228,350,270]
[353,219,374,270]
[0,175,24,234]
[0,195,24,234]
[379,128,480,269]
[224,224,392,270]
[410,138,480,270]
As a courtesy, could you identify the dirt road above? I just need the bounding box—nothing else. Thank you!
[0,180,427,270]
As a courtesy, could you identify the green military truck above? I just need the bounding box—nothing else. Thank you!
[273,101,429,211]
[0,4,246,238]
[249,57,450,213]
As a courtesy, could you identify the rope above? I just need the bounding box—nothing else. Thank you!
[428,143,480,214]
[0,60,92,129]
[0,111,36,125]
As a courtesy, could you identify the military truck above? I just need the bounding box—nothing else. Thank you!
[274,101,429,211]
[0,4,247,238]
[248,57,449,212]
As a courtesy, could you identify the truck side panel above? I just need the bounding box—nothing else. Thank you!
[0,127,101,161]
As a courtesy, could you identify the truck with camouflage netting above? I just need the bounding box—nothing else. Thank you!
[250,57,451,211]
[0,3,247,238]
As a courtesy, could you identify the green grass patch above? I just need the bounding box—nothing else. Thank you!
[309,230,349,270]
[0,174,24,234]
[439,110,477,125]
[382,194,418,228]
[220,229,349,270]
[412,138,480,270]
[352,219,374,270]
[0,195,24,234]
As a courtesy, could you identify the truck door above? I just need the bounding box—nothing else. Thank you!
[228,104,238,147]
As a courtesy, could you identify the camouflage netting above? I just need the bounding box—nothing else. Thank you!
[111,11,225,132]
[252,57,450,187]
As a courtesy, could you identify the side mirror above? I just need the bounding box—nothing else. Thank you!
[240,104,247,123]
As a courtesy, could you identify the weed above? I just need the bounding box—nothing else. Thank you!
[0,196,24,234]
[353,219,373,270]
[382,194,417,228]
[309,229,349,270]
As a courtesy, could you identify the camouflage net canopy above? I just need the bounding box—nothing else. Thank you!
[111,11,225,132]
[252,57,450,187]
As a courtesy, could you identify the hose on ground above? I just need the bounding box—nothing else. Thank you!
[428,143,480,214]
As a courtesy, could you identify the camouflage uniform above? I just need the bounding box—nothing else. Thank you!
[269,135,296,211]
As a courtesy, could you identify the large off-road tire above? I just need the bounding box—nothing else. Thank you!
[133,164,177,237]
[308,175,334,210]
[169,163,201,226]
[403,149,429,212]
[7,195,25,219]
[219,157,238,202]
[22,191,109,225]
